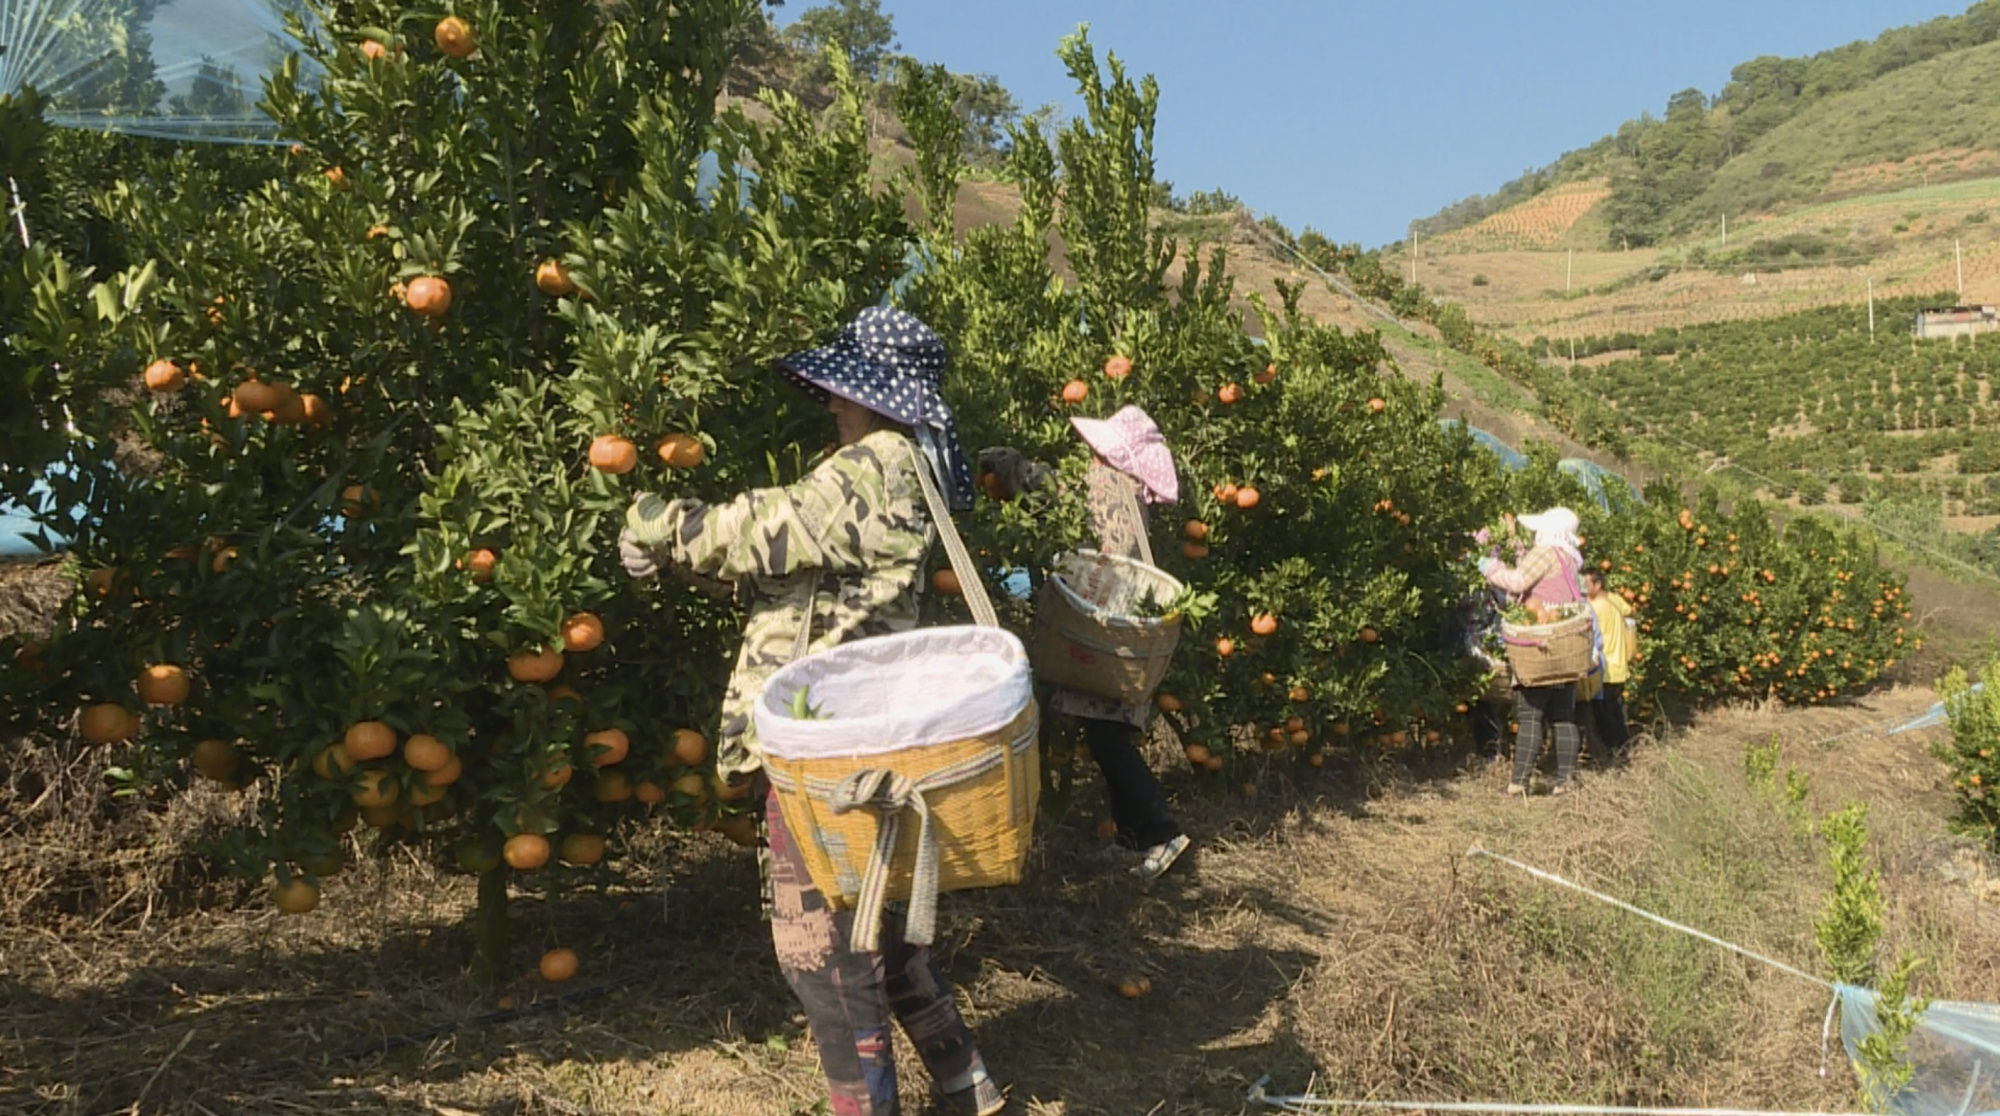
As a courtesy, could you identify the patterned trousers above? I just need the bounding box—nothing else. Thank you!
[763,789,996,1116]
[1513,684,1581,788]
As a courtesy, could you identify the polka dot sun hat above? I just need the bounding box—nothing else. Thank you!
[776,306,974,510]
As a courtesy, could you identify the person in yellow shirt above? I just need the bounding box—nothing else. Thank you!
[1581,570,1636,761]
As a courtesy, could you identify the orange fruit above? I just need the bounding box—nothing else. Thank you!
[208,545,241,575]
[299,393,332,428]
[233,377,285,413]
[1217,382,1243,405]
[324,165,349,190]
[672,771,707,799]
[504,833,551,870]
[932,568,963,596]
[83,567,124,600]
[361,38,389,60]
[434,15,476,58]
[344,720,397,761]
[539,947,579,983]
[980,472,1009,502]
[1255,362,1277,385]
[633,780,668,806]
[1367,397,1386,413]
[541,761,575,790]
[593,770,633,803]
[80,703,138,744]
[536,258,577,297]
[714,773,754,802]
[1182,542,1209,560]
[656,432,706,468]
[559,833,607,867]
[1285,716,1306,734]
[405,275,452,318]
[1184,742,1211,765]
[508,646,564,683]
[1214,637,1235,658]
[584,728,630,767]
[137,663,190,706]
[462,548,498,582]
[423,754,464,788]
[312,743,356,780]
[671,728,709,766]
[1155,692,1183,713]
[546,684,583,706]
[350,768,400,809]
[273,877,320,914]
[1234,486,1261,510]
[265,386,306,424]
[191,738,241,781]
[365,224,389,240]
[143,359,184,393]
[1308,753,1324,768]
[1059,380,1088,404]
[403,733,450,772]
[1104,354,1132,379]
[1183,519,1209,541]
[1115,974,1152,999]
[1290,729,1310,747]
[1203,755,1224,772]
[562,611,605,652]
[587,435,637,475]
[1250,613,1278,637]
[1359,626,1379,643]
[1288,685,1310,703]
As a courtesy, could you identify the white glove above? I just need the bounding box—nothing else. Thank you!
[618,527,661,580]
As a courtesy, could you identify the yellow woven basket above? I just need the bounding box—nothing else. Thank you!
[763,703,1040,949]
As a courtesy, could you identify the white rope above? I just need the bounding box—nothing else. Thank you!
[1247,1079,1870,1116]
[1464,845,1833,989]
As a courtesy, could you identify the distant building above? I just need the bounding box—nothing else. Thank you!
[1913,305,2000,339]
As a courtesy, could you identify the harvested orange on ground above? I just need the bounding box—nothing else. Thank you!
[508,646,564,683]
[504,833,550,870]
[344,720,397,761]
[137,663,190,706]
[562,611,605,652]
[539,946,578,982]
[588,435,637,475]
[584,728,630,767]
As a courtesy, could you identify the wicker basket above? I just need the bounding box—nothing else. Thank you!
[1030,550,1184,703]
[755,626,1040,951]
[1502,610,1596,687]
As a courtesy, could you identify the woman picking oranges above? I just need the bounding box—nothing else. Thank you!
[1478,506,1591,798]
[619,308,1002,1116]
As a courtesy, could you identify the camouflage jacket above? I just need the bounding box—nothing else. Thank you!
[624,429,934,778]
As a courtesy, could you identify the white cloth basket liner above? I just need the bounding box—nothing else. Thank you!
[755,626,1034,760]
[1049,550,1183,624]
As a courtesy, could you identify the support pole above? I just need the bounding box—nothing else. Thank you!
[7,176,28,248]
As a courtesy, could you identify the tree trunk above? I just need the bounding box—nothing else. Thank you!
[472,867,510,982]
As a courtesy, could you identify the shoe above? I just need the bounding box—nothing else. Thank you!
[1550,781,1574,797]
[940,1074,1006,1115]
[1502,782,1528,799]
[1133,833,1191,881]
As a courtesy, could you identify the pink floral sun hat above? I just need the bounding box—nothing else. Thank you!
[1071,405,1179,504]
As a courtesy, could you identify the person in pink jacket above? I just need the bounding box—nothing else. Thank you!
[1479,506,1588,798]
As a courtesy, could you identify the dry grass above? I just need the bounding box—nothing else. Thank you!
[2,677,1993,1115]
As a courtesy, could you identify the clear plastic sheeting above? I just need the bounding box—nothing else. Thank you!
[2,0,318,143]
[1838,984,2000,1116]
[1559,456,1643,509]
[1439,417,1529,471]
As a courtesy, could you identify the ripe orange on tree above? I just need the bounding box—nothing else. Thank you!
[671,728,709,766]
[1104,354,1132,379]
[1183,742,1211,765]
[1214,637,1236,658]
[312,743,357,780]
[461,548,498,582]
[360,38,389,61]
[403,733,451,772]
[434,16,476,58]
[1060,380,1088,405]
[422,755,464,788]
[562,611,605,652]
[587,434,637,475]
[656,432,705,468]
[351,769,400,809]
[1183,519,1208,540]
[1217,382,1243,405]
[405,275,452,318]
[535,258,577,297]
[1367,397,1386,413]
[1234,486,1260,510]
[338,484,379,518]
[1155,692,1183,712]
[541,761,575,790]
[593,770,633,803]
[233,377,287,413]
[932,568,962,596]
[344,720,397,761]
[1255,362,1277,385]
[136,663,190,706]
[1182,541,1208,560]
[633,779,667,806]
[508,646,564,684]
[191,739,241,781]
[143,359,184,393]
[583,728,630,766]
[80,703,138,744]
[559,833,607,867]
[273,877,320,914]
[504,833,551,871]
[1250,613,1278,637]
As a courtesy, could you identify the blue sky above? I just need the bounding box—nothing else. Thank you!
[780,1,1971,248]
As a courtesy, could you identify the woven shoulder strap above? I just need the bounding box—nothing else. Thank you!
[1119,482,1155,567]
[911,437,999,628]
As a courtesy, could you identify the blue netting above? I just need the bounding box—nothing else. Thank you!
[3,0,318,144]
[1559,457,1642,510]
[1439,418,1528,471]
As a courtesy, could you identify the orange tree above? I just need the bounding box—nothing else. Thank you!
[0,0,907,975]
[1503,444,1910,712]
[894,33,1509,776]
